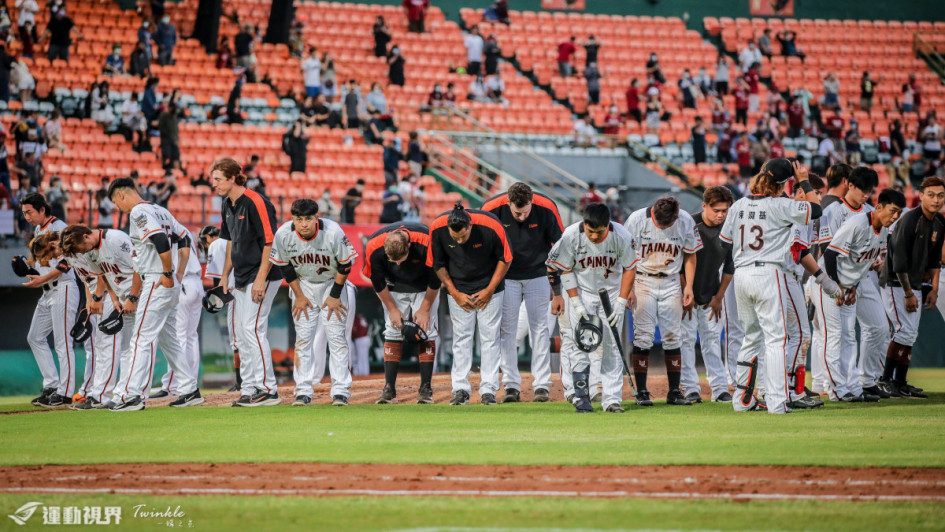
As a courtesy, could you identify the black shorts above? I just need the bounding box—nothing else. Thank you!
[467,61,481,76]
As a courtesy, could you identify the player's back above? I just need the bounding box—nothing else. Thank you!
[721,195,812,271]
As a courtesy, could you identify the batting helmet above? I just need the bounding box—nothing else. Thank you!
[70,308,93,343]
[11,255,31,277]
[574,315,604,353]
[202,285,234,313]
[98,309,124,335]
[401,319,428,343]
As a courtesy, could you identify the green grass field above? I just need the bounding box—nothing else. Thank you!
[2,369,944,530]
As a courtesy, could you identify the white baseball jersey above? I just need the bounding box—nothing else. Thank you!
[87,229,136,298]
[546,221,638,292]
[720,195,813,270]
[65,251,99,290]
[820,212,888,288]
[269,219,358,283]
[204,238,235,289]
[172,239,201,279]
[34,216,67,237]
[788,221,816,279]
[818,199,874,246]
[128,202,189,275]
[624,207,702,275]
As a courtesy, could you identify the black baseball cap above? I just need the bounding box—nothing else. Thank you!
[762,158,795,184]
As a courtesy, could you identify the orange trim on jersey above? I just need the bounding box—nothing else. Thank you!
[39,216,58,231]
[483,193,565,232]
[547,260,572,272]
[94,230,105,250]
[842,198,864,213]
[469,212,513,262]
[481,195,508,212]
[244,189,275,244]
[295,220,319,242]
[867,212,881,235]
[827,244,850,256]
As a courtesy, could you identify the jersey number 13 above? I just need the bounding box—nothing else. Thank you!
[738,224,764,251]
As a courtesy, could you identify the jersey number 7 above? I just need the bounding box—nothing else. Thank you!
[738,224,764,251]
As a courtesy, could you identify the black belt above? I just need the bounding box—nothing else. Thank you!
[752,261,769,267]
[42,281,59,292]
[639,272,669,278]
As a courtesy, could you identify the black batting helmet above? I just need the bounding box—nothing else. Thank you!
[98,309,124,336]
[574,315,604,352]
[202,285,234,313]
[70,308,93,343]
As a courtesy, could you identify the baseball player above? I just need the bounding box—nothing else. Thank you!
[483,183,563,403]
[880,176,945,398]
[19,193,78,408]
[546,203,637,413]
[200,226,240,391]
[107,177,202,411]
[624,196,702,407]
[270,198,358,406]
[211,157,284,407]
[814,189,905,402]
[363,222,440,404]
[152,237,204,400]
[720,158,834,414]
[427,203,512,406]
[60,237,99,407]
[680,186,735,403]
[59,225,138,409]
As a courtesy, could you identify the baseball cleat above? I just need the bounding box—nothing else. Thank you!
[573,397,593,413]
[248,391,280,407]
[590,392,602,403]
[897,383,927,399]
[565,393,575,404]
[532,388,550,402]
[841,392,879,403]
[41,393,70,409]
[31,388,56,407]
[232,395,252,407]
[804,387,821,399]
[331,395,349,406]
[110,397,145,412]
[169,390,204,408]
[881,380,902,398]
[72,393,86,404]
[635,390,653,407]
[149,390,170,400]
[227,383,241,392]
[685,391,703,404]
[502,388,520,403]
[375,384,397,404]
[449,390,470,406]
[666,389,693,406]
[72,397,100,410]
[292,395,312,406]
[748,399,767,411]
[713,392,733,402]
[788,395,824,409]
[417,383,434,404]
[604,404,625,413]
[480,393,497,405]
[863,384,891,399]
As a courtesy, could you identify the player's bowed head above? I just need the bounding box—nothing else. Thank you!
[581,202,611,244]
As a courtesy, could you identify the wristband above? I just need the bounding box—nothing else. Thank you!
[798,180,813,193]
[812,268,824,278]
[163,270,174,278]
[329,281,344,299]
[127,295,139,304]
[551,283,562,296]
[92,294,103,302]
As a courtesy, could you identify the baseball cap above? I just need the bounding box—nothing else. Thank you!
[761,158,795,184]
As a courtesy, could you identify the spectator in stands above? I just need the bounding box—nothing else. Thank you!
[444,82,457,106]
[282,120,308,173]
[714,55,730,95]
[46,175,68,221]
[557,36,576,77]
[380,183,403,223]
[889,119,906,159]
[397,174,414,218]
[387,44,405,86]
[403,0,429,33]
[365,110,384,145]
[765,82,783,116]
[341,79,364,130]
[824,108,845,144]
[43,108,64,151]
[16,0,39,43]
[41,7,80,62]
[365,82,394,130]
[921,115,942,171]
[467,74,486,102]
[738,40,761,73]
[602,105,621,136]
[288,29,304,59]
[744,62,760,112]
[406,131,425,177]
[464,25,483,77]
[678,69,697,109]
[900,82,915,113]
[786,96,805,138]
[625,78,641,123]
[485,73,507,105]
[301,46,322,98]
[724,171,743,200]
[321,52,337,87]
[150,0,165,21]
[0,44,12,103]
[94,178,116,228]
[383,136,402,186]
[777,30,805,61]
[732,77,749,126]
[584,62,601,105]
[20,21,34,59]
[91,98,115,128]
[137,20,153,61]
[373,15,392,57]
[129,40,150,77]
[141,76,159,123]
[693,66,713,97]
[234,24,256,82]
[154,14,176,65]
[10,57,34,102]
[152,170,176,209]
[644,89,661,135]
[158,103,180,169]
[244,160,267,197]
[317,188,340,221]
[710,97,729,136]
[340,178,364,223]
[216,36,233,69]
[583,35,600,70]
[860,71,878,113]
[692,116,707,164]
[13,150,41,188]
[0,6,11,40]
[645,52,665,84]
[717,124,735,164]
[103,43,124,75]
[579,182,603,211]
[846,119,862,165]
[735,132,754,177]
[822,72,840,110]
[571,117,596,147]
[0,131,9,194]
[818,133,842,166]
[483,33,501,76]
[757,28,774,58]
[426,83,447,111]
[768,135,784,159]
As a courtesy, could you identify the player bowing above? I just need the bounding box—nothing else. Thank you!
[427,203,512,406]
[363,222,441,404]
[270,199,358,406]
[546,203,637,413]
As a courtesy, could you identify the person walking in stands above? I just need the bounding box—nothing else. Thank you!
[403,0,429,33]
[282,121,308,173]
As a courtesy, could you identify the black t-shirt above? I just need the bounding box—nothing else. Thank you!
[426,209,512,294]
[584,43,599,63]
[363,222,441,293]
[882,207,945,289]
[341,186,362,220]
[373,23,391,51]
[47,16,75,46]
[220,189,283,288]
[482,192,563,280]
[691,212,735,305]
[234,32,253,56]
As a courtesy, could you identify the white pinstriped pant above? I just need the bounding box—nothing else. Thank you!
[722,280,743,388]
[500,277,553,392]
[160,275,203,394]
[447,290,503,395]
[680,305,728,398]
[233,281,282,396]
[294,280,354,399]
[27,282,78,397]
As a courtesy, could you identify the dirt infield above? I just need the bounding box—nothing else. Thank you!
[2,462,944,502]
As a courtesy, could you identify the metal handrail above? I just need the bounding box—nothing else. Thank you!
[914,31,945,80]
